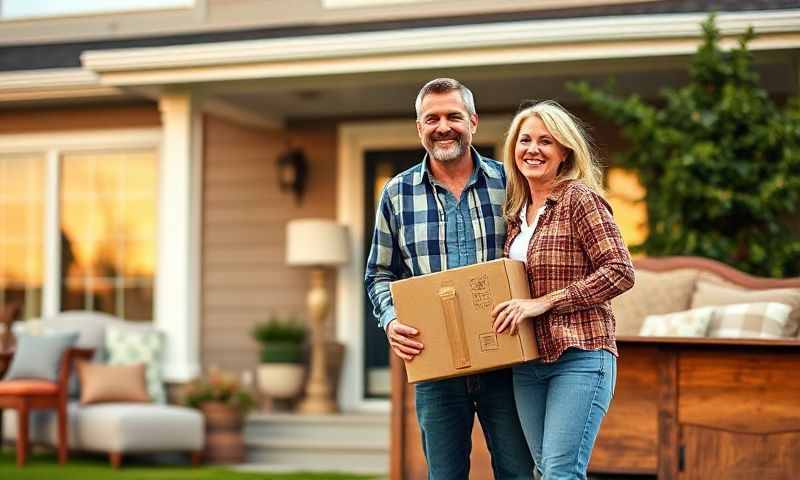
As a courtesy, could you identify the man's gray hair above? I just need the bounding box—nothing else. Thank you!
[414,78,476,118]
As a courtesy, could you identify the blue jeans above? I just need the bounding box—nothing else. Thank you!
[512,348,616,480]
[415,368,535,480]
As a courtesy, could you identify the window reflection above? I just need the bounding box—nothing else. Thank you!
[60,151,157,321]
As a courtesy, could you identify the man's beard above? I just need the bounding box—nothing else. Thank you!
[425,132,468,163]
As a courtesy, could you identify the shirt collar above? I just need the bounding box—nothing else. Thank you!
[413,146,501,186]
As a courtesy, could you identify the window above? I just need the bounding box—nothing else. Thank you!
[60,151,157,321]
[2,0,193,19]
[605,167,648,248]
[0,131,160,323]
[0,154,46,320]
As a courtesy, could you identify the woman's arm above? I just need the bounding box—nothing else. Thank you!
[545,188,635,315]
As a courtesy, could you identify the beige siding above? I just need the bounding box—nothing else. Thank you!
[201,115,337,373]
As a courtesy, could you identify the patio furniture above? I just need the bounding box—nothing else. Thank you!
[391,256,800,479]
[0,347,92,467]
[2,311,205,468]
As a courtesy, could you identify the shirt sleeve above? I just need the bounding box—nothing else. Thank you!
[547,188,635,314]
[364,184,404,330]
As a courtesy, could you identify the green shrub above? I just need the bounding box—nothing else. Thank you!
[251,315,307,364]
[569,14,800,277]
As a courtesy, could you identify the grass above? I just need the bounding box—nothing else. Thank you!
[0,451,378,480]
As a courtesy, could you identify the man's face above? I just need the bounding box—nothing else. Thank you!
[416,90,478,164]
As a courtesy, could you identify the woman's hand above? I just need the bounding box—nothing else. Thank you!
[491,297,553,335]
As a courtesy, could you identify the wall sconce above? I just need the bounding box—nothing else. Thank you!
[277,148,308,204]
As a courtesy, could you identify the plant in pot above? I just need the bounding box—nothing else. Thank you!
[183,367,255,464]
[251,314,308,409]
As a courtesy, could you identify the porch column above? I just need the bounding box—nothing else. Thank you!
[156,91,203,382]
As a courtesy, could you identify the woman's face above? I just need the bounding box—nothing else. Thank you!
[514,115,569,189]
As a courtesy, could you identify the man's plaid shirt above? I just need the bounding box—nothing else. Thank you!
[365,148,507,329]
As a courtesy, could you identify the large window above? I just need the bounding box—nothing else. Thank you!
[0,154,46,320]
[60,151,157,321]
[0,131,160,323]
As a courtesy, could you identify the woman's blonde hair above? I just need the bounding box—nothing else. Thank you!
[502,100,604,222]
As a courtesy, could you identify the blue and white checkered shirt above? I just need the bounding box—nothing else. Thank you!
[364,147,507,330]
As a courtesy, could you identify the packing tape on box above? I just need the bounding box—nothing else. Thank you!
[438,286,471,370]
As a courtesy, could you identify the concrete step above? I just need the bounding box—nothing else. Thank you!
[243,412,389,474]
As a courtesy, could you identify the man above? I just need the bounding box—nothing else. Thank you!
[365,78,534,479]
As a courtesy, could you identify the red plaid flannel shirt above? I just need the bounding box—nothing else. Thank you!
[504,180,635,362]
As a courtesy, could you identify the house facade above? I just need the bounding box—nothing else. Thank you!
[1,0,798,425]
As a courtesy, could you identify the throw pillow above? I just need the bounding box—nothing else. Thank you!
[708,302,793,339]
[4,331,79,382]
[77,361,150,404]
[639,307,714,337]
[691,281,800,337]
[611,269,698,336]
[105,326,166,403]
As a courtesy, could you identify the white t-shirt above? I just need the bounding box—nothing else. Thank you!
[508,203,545,264]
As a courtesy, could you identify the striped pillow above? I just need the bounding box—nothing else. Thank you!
[708,302,793,339]
[639,307,714,337]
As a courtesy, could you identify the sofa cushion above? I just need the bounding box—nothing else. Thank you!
[4,331,78,382]
[3,402,204,453]
[76,403,204,452]
[707,302,793,339]
[77,362,150,405]
[106,326,166,403]
[639,307,714,337]
[611,269,698,335]
[691,281,800,337]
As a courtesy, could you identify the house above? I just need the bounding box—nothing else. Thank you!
[1,0,798,473]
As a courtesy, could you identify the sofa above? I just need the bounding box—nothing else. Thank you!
[1,311,204,468]
[390,256,800,480]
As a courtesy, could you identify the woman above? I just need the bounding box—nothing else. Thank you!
[491,100,635,480]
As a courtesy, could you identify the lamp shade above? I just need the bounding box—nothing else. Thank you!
[286,219,350,266]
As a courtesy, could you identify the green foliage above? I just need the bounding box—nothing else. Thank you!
[569,14,800,277]
[183,367,255,414]
[251,315,307,363]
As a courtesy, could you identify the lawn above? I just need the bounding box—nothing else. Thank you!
[0,451,378,480]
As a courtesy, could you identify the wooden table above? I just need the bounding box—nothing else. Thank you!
[391,337,800,479]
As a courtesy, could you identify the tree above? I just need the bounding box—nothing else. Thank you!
[570,14,800,277]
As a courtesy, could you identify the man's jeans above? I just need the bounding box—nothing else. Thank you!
[512,348,616,480]
[415,368,534,480]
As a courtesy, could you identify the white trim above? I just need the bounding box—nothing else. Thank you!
[41,150,60,317]
[82,10,800,85]
[336,115,510,412]
[0,68,123,102]
[0,129,163,152]
[156,92,202,382]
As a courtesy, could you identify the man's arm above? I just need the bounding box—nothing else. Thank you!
[364,185,423,360]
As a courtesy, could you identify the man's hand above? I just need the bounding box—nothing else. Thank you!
[386,319,423,361]
[491,297,552,335]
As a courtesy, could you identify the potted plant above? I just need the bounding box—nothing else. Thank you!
[183,367,255,464]
[251,315,308,407]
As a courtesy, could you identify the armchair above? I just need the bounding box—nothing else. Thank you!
[0,347,93,467]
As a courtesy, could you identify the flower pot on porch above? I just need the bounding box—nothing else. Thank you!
[256,363,305,400]
[200,401,246,464]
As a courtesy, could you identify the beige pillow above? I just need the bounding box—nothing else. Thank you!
[691,281,800,337]
[708,302,792,339]
[611,269,698,335]
[77,361,151,405]
[639,307,714,337]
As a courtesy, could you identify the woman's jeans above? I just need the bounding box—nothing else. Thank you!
[415,368,535,480]
[512,348,616,480]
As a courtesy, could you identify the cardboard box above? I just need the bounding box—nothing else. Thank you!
[390,258,539,383]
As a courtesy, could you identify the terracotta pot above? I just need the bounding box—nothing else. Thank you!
[200,401,245,464]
